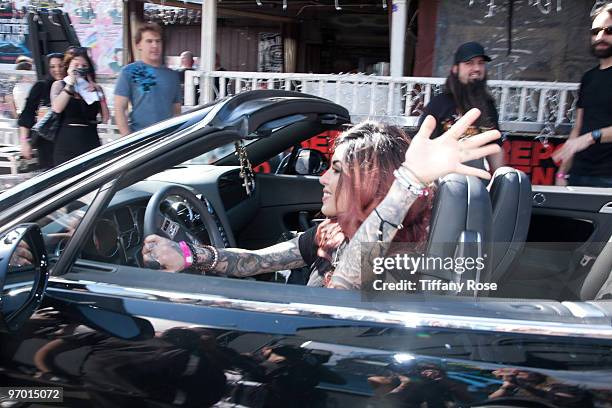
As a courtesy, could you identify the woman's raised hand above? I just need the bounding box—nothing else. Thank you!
[403,108,501,184]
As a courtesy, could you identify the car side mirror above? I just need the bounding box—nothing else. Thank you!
[294,148,328,176]
[0,223,49,333]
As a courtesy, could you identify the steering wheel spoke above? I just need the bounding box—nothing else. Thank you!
[143,185,226,250]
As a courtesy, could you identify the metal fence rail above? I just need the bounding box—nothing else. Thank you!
[0,70,580,143]
[186,70,579,133]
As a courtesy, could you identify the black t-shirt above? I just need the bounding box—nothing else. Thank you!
[418,93,500,140]
[17,78,53,129]
[298,226,333,286]
[298,226,318,266]
[571,66,612,177]
[419,93,501,170]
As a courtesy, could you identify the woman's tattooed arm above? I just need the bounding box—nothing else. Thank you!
[192,236,306,277]
[329,180,417,290]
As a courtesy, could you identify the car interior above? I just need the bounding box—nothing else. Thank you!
[30,101,612,306]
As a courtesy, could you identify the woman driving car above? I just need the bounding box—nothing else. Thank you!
[142,109,501,290]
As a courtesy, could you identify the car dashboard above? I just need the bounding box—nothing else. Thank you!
[45,165,250,269]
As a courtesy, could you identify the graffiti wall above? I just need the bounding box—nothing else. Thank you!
[0,2,29,64]
[53,0,123,75]
[3,0,123,75]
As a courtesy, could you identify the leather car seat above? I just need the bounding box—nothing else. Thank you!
[425,174,493,295]
[580,235,612,300]
[488,167,532,283]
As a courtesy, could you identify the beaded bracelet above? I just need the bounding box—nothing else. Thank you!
[189,244,219,275]
[394,169,429,197]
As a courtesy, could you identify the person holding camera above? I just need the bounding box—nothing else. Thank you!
[50,47,109,166]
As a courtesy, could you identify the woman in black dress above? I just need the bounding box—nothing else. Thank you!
[18,53,66,169]
[50,47,109,166]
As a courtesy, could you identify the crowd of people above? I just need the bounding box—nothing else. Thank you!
[17,23,182,167]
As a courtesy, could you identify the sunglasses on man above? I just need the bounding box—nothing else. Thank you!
[590,25,612,36]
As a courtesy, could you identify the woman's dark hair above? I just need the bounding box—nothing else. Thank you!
[63,47,97,82]
[46,52,64,62]
[316,121,433,259]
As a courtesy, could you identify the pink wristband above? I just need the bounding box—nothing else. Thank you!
[556,172,568,179]
[179,241,193,269]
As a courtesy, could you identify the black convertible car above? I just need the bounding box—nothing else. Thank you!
[0,91,611,407]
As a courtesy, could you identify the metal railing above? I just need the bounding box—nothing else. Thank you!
[186,70,580,134]
[0,70,580,146]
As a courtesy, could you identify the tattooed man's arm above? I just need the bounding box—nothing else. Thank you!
[328,180,417,290]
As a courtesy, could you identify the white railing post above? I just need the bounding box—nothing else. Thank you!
[219,76,227,98]
[537,89,548,123]
[556,90,568,125]
[184,70,196,106]
[518,87,528,121]
[404,83,414,116]
[424,84,432,106]
[499,86,509,122]
[236,78,243,94]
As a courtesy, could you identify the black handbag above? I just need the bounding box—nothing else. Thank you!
[31,109,61,143]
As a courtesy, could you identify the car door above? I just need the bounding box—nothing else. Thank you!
[499,186,612,300]
[3,256,612,407]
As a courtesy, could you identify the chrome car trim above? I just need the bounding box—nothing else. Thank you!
[561,301,606,318]
[49,277,612,339]
[600,202,612,214]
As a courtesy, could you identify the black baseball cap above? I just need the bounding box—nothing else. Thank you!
[454,42,492,64]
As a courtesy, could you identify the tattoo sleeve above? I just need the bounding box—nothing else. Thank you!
[192,236,306,277]
[329,180,417,290]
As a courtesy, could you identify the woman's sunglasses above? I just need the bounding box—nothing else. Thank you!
[590,25,612,36]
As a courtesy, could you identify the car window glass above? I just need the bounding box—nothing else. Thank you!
[184,139,258,165]
[35,189,100,267]
[255,130,339,174]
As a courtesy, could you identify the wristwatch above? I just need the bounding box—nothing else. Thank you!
[591,129,602,144]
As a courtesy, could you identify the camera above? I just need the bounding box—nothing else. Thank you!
[74,67,89,77]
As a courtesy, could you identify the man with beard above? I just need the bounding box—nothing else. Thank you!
[552,3,612,187]
[419,42,504,173]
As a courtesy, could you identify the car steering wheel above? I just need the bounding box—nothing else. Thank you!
[142,185,225,267]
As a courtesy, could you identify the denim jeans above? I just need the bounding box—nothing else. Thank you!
[569,174,612,188]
